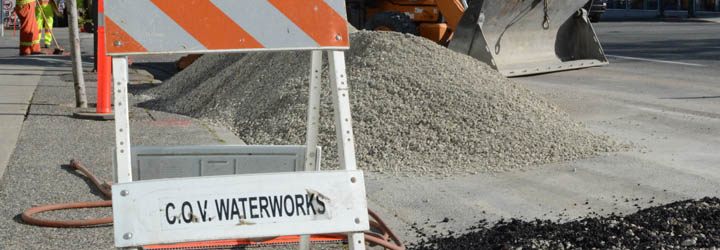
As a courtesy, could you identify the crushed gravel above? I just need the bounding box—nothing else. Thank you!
[141,30,619,176]
[410,197,720,250]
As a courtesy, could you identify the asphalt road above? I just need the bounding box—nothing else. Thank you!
[515,21,720,117]
[517,21,720,124]
[1,21,718,249]
[369,20,720,243]
[597,21,720,71]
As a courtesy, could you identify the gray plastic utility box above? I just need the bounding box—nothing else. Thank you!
[113,145,321,182]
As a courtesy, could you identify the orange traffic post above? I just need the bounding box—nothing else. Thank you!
[73,0,113,120]
[96,0,111,114]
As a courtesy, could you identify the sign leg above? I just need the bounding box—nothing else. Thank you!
[349,232,366,250]
[112,56,132,184]
[328,50,365,250]
[300,50,323,250]
[327,50,357,171]
[304,50,323,172]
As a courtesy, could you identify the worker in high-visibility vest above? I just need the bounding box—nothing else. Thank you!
[36,0,59,48]
[15,0,41,55]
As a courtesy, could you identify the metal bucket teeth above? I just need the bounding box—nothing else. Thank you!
[449,0,608,77]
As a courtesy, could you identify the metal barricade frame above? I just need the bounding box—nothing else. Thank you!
[106,1,368,249]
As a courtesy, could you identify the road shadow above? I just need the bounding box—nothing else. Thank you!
[0,56,72,68]
[131,62,178,81]
[0,68,71,72]
[0,73,58,76]
[601,38,720,62]
[12,214,30,226]
[599,16,717,22]
[0,54,94,69]
[18,113,74,118]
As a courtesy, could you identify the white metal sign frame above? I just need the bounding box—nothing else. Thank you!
[112,49,367,249]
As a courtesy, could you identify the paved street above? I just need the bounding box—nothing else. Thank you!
[599,21,720,68]
[0,18,718,248]
[517,21,720,130]
[518,21,720,184]
[369,20,720,241]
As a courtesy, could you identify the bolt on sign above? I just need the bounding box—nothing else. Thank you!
[104,0,350,55]
[106,0,368,249]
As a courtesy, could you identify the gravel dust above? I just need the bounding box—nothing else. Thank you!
[141,31,619,176]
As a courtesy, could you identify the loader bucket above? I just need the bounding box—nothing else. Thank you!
[449,0,608,77]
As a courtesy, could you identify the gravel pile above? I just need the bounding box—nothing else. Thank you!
[141,30,618,176]
[410,197,720,250]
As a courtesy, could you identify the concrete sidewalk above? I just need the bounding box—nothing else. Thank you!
[0,25,97,180]
[0,28,66,180]
[0,28,243,248]
[0,59,42,180]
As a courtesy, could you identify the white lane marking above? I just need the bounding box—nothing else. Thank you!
[606,54,706,67]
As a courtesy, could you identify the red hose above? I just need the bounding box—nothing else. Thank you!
[366,234,405,250]
[21,160,113,228]
[69,160,112,198]
[368,209,406,249]
[21,200,112,227]
[21,160,406,249]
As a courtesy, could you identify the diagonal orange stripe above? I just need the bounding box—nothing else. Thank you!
[105,17,148,54]
[266,0,349,47]
[150,0,263,50]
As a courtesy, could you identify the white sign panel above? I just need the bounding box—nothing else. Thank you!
[112,170,368,247]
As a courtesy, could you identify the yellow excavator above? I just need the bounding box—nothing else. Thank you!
[177,0,607,77]
[345,0,608,77]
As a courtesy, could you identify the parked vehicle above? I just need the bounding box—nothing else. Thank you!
[586,0,608,22]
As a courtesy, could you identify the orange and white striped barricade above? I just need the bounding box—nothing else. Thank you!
[105,1,368,249]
